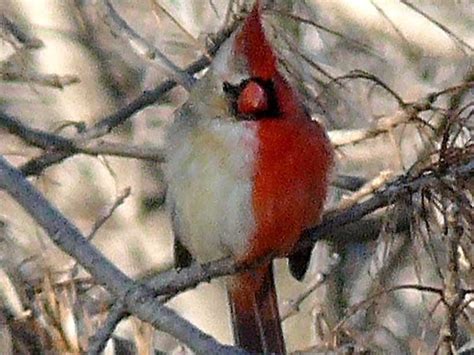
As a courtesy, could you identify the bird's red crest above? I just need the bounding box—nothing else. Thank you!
[236,0,277,80]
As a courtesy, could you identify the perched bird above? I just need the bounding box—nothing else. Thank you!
[165,1,333,353]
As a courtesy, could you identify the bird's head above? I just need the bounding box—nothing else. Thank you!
[185,0,307,124]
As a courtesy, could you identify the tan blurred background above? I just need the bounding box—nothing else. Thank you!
[0,0,472,353]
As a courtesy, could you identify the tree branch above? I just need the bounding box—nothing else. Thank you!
[0,68,80,88]
[18,21,237,176]
[88,301,128,355]
[399,0,473,53]
[128,157,473,301]
[294,156,473,255]
[0,14,43,49]
[2,155,471,352]
[0,156,246,355]
[0,111,166,162]
[0,110,76,150]
[99,0,195,89]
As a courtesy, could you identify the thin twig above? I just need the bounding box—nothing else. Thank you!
[281,255,339,321]
[331,70,405,107]
[149,0,199,43]
[100,0,195,89]
[0,110,76,150]
[399,0,473,53]
[0,111,166,162]
[336,170,394,210]
[88,301,128,355]
[0,156,246,355]
[0,68,80,88]
[18,20,237,176]
[87,187,131,241]
[269,10,380,58]
[327,79,474,148]
[69,187,132,277]
[78,141,166,162]
[0,14,43,49]
[369,0,413,52]
[333,283,445,333]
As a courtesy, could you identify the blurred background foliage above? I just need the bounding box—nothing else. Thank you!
[0,0,472,353]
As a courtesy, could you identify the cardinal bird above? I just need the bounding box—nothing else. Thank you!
[165,1,333,353]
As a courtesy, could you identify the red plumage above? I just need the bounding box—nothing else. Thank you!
[227,1,333,354]
[167,1,333,353]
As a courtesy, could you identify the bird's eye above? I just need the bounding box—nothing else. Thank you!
[223,81,239,97]
[223,78,279,119]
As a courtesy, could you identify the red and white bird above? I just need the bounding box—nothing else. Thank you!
[165,1,333,353]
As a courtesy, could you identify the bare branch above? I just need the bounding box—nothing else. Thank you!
[328,79,474,148]
[294,157,474,255]
[0,156,246,354]
[120,158,473,303]
[86,187,131,241]
[439,198,464,353]
[0,14,43,49]
[88,301,127,355]
[399,0,474,53]
[18,21,237,176]
[0,110,75,150]
[0,111,165,162]
[79,140,165,162]
[100,0,195,89]
[149,0,200,44]
[0,68,80,88]
[332,70,406,107]
[369,0,413,51]
[269,9,380,58]
[70,187,132,277]
[336,170,394,210]
[333,283,445,333]
[281,256,339,321]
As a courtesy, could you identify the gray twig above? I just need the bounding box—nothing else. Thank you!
[0,14,43,48]
[18,21,236,176]
[399,0,473,53]
[294,158,474,255]
[0,111,166,162]
[87,187,131,241]
[70,187,132,277]
[123,158,473,302]
[100,0,195,90]
[0,68,80,88]
[0,156,246,355]
[88,301,128,355]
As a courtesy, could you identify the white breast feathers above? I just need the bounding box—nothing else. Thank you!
[165,116,258,263]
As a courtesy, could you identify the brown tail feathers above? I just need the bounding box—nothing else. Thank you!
[227,264,286,354]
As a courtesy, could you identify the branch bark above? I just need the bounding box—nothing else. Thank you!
[17,21,237,176]
[133,157,473,300]
[1,155,471,352]
[99,0,195,89]
[0,156,246,355]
